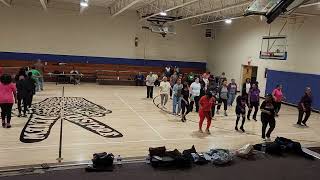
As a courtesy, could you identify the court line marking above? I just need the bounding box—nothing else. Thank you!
[0,132,318,152]
[115,93,165,140]
[0,134,259,151]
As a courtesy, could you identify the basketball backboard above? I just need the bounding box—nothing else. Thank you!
[245,0,306,23]
[260,35,287,60]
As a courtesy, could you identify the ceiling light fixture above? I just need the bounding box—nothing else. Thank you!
[225,19,232,24]
[80,0,89,7]
[159,11,167,16]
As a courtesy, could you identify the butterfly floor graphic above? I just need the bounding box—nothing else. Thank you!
[17,97,123,143]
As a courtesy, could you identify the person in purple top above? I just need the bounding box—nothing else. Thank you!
[297,87,313,126]
[247,82,260,121]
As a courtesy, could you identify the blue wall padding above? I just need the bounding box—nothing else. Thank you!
[0,51,206,69]
[265,69,320,110]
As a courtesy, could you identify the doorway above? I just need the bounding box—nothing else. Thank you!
[241,65,258,84]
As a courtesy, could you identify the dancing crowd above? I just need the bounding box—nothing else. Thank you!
[0,63,314,142]
[144,66,314,141]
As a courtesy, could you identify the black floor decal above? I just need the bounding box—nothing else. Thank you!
[19,97,123,143]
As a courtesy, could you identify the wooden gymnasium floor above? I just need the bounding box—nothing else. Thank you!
[1,83,320,168]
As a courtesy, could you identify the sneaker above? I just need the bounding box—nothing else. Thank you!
[266,137,272,142]
[198,129,203,133]
[205,129,211,135]
[240,127,245,132]
[262,138,266,142]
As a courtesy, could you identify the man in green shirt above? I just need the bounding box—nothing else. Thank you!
[27,67,41,92]
[187,72,195,85]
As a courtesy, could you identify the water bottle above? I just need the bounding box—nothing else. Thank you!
[116,155,122,166]
[146,154,151,164]
[261,143,267,153]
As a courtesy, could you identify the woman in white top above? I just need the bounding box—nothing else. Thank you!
[189,78,201,112]
[242,78,251,104]
[159,76,171,108]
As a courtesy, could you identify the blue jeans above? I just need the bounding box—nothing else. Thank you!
[38,77,44,91]
[173,96,181,114]
[228,93,236,106]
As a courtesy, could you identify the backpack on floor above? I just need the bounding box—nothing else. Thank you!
[92,152,114,168]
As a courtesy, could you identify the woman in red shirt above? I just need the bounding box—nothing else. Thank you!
[0,74,17,128]
[198,91,215,134]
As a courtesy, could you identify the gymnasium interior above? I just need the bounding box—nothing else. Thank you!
[0,0,320,179]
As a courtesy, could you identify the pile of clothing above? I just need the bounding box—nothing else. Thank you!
[253,137,314,160]
[149,145,233,168]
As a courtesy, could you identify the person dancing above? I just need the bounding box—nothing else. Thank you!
[198,91,215,134]
[260,94,276,142]
[247,82,260,121]
[159,77,171,108]
[297,87,312,126]
[272,84,285,117]
[235,95,246,132]
[181,82,190,122]
[190,78,201,112]
[216,80,229,116]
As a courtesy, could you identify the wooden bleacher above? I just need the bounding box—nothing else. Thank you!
[0,60,205,85]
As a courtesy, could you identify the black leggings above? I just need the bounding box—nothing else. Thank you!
[217,98,228,111]
[248,101,259,119]
[1,103,13,124]
[211,105,215,117]
[27,94,33,108]
[181,99,190,115]
[261,117,276,139]
[18,96,28,115]
[190,96,200,112]
[146,86,154,98]
[274,102,282,114]
[236,114,246,128]
[297,110,311,124]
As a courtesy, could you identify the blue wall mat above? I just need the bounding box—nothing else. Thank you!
[0,51,206,69]
[265,69,320,110]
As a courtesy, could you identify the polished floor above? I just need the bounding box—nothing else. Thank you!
[0,83,319,168]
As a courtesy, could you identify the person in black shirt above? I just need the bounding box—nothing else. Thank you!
[16,75,31,117]
[181,82,190,122]
[26,72,36,108]
[297,87,312,126]
[260,94,276,141]
[235,95,246,132]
